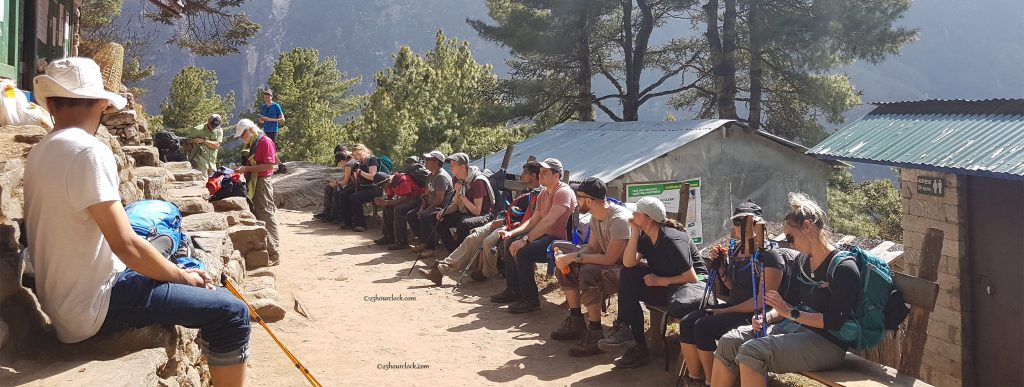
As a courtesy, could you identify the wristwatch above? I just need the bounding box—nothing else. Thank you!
[789,309,801,320]
[575,253,582,264]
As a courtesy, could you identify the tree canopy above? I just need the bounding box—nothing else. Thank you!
[160,66,235,131]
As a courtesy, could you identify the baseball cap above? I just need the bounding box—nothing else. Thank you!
[538,158,564,175]
[731,200,763,220]
[208,114,222,126]
[573,177,607,200]
[233,118,258,138]
[447,152,470,165]
[422,150,445,164]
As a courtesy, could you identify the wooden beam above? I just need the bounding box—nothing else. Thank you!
[676,183,691,224]
[898,228,943,377]
[500,144,514,170]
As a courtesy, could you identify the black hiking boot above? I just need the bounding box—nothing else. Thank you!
[388,242,409,250]
[508,300,541,314]
[550,314,587,341]
[489,289,521,304]
[374,236,395,245]
[613,347,652,369]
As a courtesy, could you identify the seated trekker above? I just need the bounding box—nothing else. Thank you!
[596,197,708,369]
[712,193,861,387]
[337,144,384,232]
[435,152,495,252]
[406,150,455,258]
[313,146,353,222]
[548,177,631,357]
[420,161,542,286]
[373,157,427,246]
[677,201,788,383]
[491,158,577,313]
[26,58,250,385]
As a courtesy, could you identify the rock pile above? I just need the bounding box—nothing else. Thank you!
[0,122,285,385]
[100,92,152,146]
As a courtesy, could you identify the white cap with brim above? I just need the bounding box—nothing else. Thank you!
[33,58,127,112]
[234,118,258,138]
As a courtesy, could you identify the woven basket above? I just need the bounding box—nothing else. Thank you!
[92,43,125,92]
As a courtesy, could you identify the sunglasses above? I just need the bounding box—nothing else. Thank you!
[785,233,796,244]
[732,218,744,227]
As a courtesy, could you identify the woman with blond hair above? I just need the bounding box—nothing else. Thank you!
[337,144,383,232]
[711,193,861,387]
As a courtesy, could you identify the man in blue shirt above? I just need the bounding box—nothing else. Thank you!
[258,89,285,143]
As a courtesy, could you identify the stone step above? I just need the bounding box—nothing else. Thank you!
[122,146,161,168]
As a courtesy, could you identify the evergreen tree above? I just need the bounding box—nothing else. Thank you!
[160,66,235,131]
[260,48,362,165]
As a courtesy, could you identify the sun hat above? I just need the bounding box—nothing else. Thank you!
[234,118,258,138]
[33,58,127,111]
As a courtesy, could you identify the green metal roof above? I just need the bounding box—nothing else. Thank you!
[808,99,1024,180]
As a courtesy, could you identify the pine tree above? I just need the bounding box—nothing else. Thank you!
[259,48,362,165]
[160,66,235,131]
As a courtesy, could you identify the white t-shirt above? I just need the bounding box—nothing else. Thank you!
[25,127,126,343]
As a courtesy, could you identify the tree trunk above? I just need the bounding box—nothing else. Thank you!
[704,0,726,118]
[719,0,739,119]
[621,0,655,121]
[577,5,594,121]
[748,0,764,129]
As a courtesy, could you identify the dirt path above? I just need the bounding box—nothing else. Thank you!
[245,210,682,386]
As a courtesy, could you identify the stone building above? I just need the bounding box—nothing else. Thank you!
[809,99,1024,386]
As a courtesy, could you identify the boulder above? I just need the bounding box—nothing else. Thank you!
[181,212,228,232]
[133,176,166,201]
[0,160,25,223]
[223,251,245,284]
[250,299,286,323]
[122,146,161,168]
[163,161,192,171]
[165,182,209,200]
[0,125,47,161]
[225,211,260,227]
[212,197,249,212]
[227,225,267,256]
[95,126,140,205]
[243,249,270,269]
[133,166,175,182]
[101,110,136,127]
[169,196,214,216]
[172,168,206,183]
[270,161,341,211]
[248,267,276,280]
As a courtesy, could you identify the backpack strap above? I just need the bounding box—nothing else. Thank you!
[827,250,857,283]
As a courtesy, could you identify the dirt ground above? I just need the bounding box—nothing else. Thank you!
[244,210,688,386]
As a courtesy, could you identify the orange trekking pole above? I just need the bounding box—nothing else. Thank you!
[220,274,323,387]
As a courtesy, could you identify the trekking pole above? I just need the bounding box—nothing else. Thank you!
[453,245,485,292]
[221,274,323,387]
[408,225,440,275]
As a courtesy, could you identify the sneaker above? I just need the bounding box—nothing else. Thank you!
[411,245,425,253]
[489,289,520,303]
[388,242,409,251]
[597,322,636,352]
[569,328,605,357]
[353,226,367,232]
[508,300,541,314]
[470,270,487,281]
[374,236,394,245]
[613,346,652,369]
[550,314,587,341]
[418,267,443,286]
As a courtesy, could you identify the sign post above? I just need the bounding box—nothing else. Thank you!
[625,179,703,244]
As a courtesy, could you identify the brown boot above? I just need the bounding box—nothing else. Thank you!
[418,266,443,286]
[569,327,605,357]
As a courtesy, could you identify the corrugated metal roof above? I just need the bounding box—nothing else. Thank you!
[808,99,1024,180]
[472,119,827,182]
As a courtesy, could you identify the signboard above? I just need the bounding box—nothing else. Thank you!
[916,176,946,197]
[625,179,703,244]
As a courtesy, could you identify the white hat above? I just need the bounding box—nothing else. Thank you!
[33,58,127,111]
[234,118,258,138]
[635,197,667,223]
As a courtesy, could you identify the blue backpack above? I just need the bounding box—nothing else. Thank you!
[824,245,908,350]
[378,156,395,175]
[124,200,205,271]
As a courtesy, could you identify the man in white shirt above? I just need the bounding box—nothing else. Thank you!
[25,58,249,386]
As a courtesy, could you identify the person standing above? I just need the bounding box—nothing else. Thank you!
[258,88,285,172]
[234,118,281,265]
[185,114,224,176]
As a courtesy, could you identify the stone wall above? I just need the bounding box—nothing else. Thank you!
[899,169,966,386]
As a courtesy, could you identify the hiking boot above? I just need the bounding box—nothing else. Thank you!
[508,300,541,314]
[313,212,328,220]
[550,314,587,341]
[320,215,337,222]
[490,289,520,303]
[419,267,443,286]
[388,242,409,250]
[411,245,425,253]
[613,346,652,369]
[569,328,605,357]
[419,250,435,259]
[353,226,367,232]
[597,322,636,352]
[374,236,394,245]
[470,270,487,281]
[339,223,353,230]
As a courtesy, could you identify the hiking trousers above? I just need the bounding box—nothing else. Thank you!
[437,221,500,274]
[437,212,492,252]
[510,235,558,303]
[99,270,251,366]
[715,320,845,375]
[393,200,420,243]
[616,265,674,351]
[250,176,280,263]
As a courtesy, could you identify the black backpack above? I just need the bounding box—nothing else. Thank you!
[154,131,187,162]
